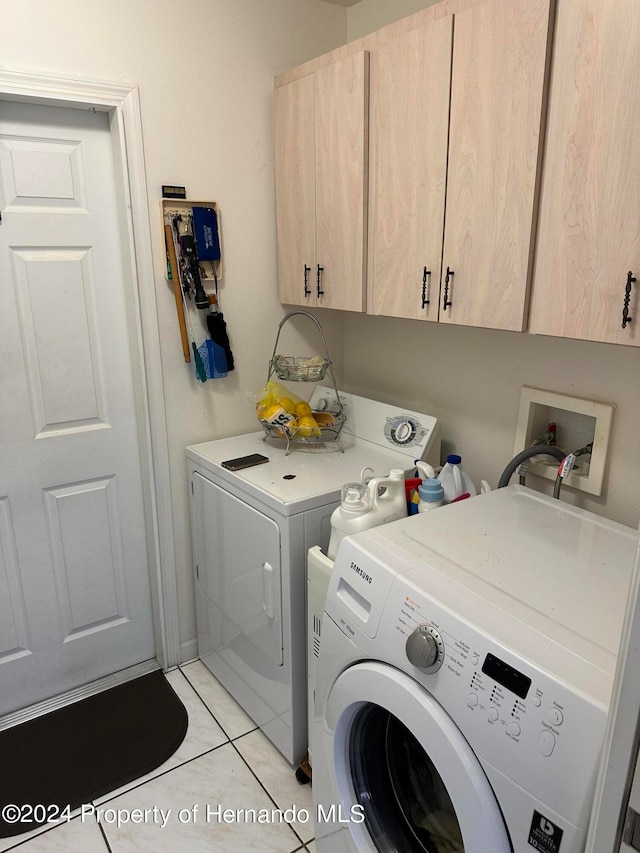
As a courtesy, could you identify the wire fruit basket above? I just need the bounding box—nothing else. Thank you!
[271,355,329,382]
[262,311,345,454]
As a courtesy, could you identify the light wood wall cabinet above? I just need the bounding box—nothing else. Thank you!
[368,17,452,322]
[369,0,553,331]
[529,0,640,347]
[274,51,369,312]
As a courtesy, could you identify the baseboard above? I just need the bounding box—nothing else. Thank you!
[180,638,199,665]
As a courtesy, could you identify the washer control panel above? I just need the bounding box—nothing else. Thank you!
[385,589,607,825]
[399,609,574,759]
[464,652,563,757]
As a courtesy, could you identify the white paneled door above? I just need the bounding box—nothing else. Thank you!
[0,101,155,716]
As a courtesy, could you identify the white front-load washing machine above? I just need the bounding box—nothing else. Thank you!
[186,386,440,766]
[312,486,637,852]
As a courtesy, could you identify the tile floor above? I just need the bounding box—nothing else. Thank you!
[1,662,316,852]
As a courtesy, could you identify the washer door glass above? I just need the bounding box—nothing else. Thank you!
[350,704,463,852]
[324,662,512,853]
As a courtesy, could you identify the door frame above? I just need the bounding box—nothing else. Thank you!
[0,69,179,671]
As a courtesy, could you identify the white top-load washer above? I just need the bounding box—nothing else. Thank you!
[186,386,440,765]
[312,485,637,853]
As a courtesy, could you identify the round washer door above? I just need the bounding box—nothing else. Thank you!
[322,661,512,853]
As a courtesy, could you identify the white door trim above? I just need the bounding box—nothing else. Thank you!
[0,69,180,670]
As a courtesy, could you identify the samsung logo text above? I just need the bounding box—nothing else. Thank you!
[350,561,372,584]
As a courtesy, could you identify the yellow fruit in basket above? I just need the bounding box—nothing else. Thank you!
[280,397,297,414]
[262,404,280,420]
[295,401,312,418]
[296,415,321,437]
[262,404,285,423]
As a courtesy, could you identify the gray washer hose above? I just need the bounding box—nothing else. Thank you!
[498,446,567,489]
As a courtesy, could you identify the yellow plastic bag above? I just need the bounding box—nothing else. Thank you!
[255,381,299,428]
[255,381,321,435]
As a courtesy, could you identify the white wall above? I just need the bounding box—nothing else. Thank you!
[1,0,348,661]
[348,0,441,39]
[341,315,640,527]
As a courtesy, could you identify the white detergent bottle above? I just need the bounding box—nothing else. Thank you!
[328,482,373,560]
[417,478,445,512]
[437,454,477,503]
[367,468,408,525]
[328,471,408,561]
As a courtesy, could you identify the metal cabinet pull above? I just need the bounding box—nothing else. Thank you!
[443,266,454,311]
[421,266,431,309]
[317,264,324,298]
[622,270,636,328]
[304,265,311,297]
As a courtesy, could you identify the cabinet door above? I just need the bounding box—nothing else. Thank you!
[529,0,640,346]
[315,51,369,312]
[274,73,316,306]
[369,19,452,321]
[440,0,553,331]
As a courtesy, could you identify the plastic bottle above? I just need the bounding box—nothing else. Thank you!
[328,482,373,560]
[437,454,477,504]
[415,461,437,480]
[367,468,408,525]
[327,470,408,561]
[417,478,445,513]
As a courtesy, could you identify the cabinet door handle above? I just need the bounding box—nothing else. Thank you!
[622,271,636,328]
[443,266,454,311]
[304,265,311,297]
[421,267,431,309]
[317,264,324,298]
[262,561,275,621]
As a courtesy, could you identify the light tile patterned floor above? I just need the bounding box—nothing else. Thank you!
[0,663,315,852]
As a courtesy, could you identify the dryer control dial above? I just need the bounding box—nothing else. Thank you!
[385,416,420,447]
[406,625,444,672]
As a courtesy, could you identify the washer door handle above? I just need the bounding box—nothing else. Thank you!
[263,561,275,621]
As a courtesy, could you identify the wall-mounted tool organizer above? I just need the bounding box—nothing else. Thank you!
[162,199,233,381]
[161,199,222,284]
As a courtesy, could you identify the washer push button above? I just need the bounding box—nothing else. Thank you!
[547,707,564,726]
[537,729,556,757]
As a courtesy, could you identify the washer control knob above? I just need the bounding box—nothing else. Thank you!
[488,707,500,721]
[406,625,444,672]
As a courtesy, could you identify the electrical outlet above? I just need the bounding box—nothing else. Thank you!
[514,387,614,496]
